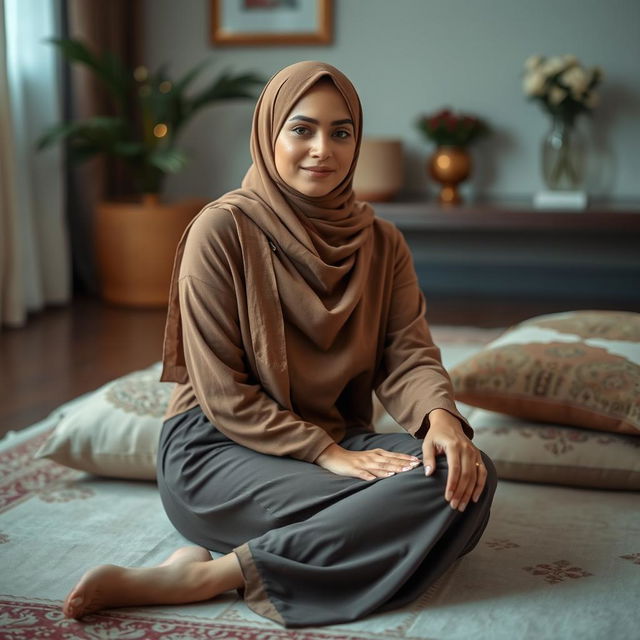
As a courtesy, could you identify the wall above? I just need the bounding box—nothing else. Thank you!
[144,0,640,203]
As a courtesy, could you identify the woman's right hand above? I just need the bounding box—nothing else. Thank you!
[315,443,421,481]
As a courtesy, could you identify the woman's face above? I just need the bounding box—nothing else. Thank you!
[274,81,357,198]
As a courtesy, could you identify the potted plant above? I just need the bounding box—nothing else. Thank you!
[416,108,489,204]
[38,38,264,306]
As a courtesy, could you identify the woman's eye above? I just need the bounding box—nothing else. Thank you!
[334,129,351,139]
[292,126,309,136]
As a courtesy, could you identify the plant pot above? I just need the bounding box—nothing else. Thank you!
[95,195,207,307]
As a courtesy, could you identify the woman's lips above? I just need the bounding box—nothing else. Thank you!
[302,167,334,177]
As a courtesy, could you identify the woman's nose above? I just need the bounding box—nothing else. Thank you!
[310,133,331,158]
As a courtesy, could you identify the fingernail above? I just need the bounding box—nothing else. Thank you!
[386,471,395,476]
[450,500,459,510]
[71,596,82,606]
[401,466,412,472]
[459,502,467,512]
[424,465,432,476]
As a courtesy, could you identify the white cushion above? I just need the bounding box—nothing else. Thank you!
[35,363,171,480]
[471,408,640,490]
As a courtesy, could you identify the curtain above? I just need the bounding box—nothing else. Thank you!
[64,0,142,294]
[0,0,142,323]
[0,0,71,328]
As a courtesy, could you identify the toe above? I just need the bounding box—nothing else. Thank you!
[63,584,86,618]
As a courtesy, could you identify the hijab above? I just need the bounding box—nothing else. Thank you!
[161,61,375,406]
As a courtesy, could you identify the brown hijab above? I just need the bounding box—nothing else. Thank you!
[161,61,375,406]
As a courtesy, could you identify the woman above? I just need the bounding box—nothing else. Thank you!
[63,61,497,628]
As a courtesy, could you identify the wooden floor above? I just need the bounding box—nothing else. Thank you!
[1,294,637,438]
[1,297,167,438]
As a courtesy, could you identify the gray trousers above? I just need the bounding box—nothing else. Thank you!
[157,405,497,628]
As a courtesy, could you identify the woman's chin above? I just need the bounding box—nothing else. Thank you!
[286,173,342,198]
[295,183,337,198]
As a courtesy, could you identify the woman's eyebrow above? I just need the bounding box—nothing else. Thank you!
[287,115,354,126]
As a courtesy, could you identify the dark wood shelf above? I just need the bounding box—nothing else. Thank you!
[372,198,640,232]
[371,198,640,301]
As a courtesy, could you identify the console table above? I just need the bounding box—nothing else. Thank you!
[372,199,640,302]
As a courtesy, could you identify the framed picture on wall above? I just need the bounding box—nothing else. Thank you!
[211,0,333,46]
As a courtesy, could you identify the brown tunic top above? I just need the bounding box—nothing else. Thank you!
[163,205,472,462]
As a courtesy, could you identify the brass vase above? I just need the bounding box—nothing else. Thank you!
[428,146,471,204]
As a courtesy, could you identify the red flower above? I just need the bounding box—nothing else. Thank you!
[416,107,489,147]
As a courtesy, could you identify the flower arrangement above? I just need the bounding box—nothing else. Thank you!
[416,108,489,148]
[522,54,603,125]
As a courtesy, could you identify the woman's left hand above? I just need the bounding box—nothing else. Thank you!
[421,408,487,512]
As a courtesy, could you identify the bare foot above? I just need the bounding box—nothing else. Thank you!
[158,545,212,567]
[62,545,215,619]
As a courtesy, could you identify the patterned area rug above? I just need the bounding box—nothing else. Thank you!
[1,327,638,640]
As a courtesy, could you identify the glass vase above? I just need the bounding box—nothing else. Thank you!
[541,116,586,191]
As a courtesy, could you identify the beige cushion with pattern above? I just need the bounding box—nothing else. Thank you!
[470,408,640,490]
[35,363,170,480]
[450,310,640,435]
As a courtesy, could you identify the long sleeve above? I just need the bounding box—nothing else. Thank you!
[177,211,336,463]
[374,227,473,440]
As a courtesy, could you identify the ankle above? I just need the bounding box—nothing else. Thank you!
[181,561,220,600]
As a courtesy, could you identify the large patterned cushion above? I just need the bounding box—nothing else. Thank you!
[35,363,171,480]
[470,408,640,490]
[450,310,640,435]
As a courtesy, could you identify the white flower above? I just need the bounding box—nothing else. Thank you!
[522,54,603,115]
[524,55,543,71]
[561,66,590,97]
[549,86,568,105]
[523,71,547,96]
[584,92,600,109]
[542,56,567,76]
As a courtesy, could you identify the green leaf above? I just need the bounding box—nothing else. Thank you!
[113,141,146,157]
[174,58,212,94]
[49,38,129,105]
[189,70,264,113]
[49,37,99,69]
[37,116,132,161]
[67,142,102,164]
[38,115,124,144]
[148,149,188,173]
[152,63,170,84]
[37,121,82,150]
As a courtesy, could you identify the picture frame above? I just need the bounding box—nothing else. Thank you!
[211,0,333,46]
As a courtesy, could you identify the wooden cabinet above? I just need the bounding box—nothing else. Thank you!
[372,199,640,301]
